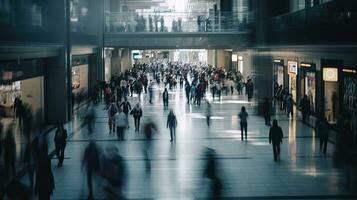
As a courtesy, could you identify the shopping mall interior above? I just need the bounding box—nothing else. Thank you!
[1,0,357,199]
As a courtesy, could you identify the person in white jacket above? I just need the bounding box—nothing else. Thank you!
[115,108,127,140]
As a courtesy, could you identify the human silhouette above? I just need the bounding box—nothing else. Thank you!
[238,106,249,141]
[167,110,177,142]
[54,124,68,166]
[269,120,284,162]
[82,141,101,200]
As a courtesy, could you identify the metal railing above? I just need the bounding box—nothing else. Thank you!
[271,0,357,30]
[105,11,252,33]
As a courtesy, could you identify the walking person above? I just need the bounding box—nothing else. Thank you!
[262,98,271,126]
[35,154,55,200]
[269,120,284,162]
[119,99,131,128]
[115,108,127,140]
[319,117,329,155]
[299,95,310,124]
[143,120,157,171]
[238,106,249,141]
[185,83,191,104]
[130,103,143,132]
[148,81,154,104]
[163,88,169,108]
[108,102,117,133]
[85,103,96,134]
[285,94,294,118]
[82,141,101,200]
[54,124,68,166]
[167,110,177,142]
[206,101,212,127]
[3,127,16,178]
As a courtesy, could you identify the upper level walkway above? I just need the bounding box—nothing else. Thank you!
[15,82,357,199]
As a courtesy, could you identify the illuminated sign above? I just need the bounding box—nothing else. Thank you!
[274,59,282,63]
[323,68,338,82]
[300,63,312,68]
[288,61,298,75]
[232,54,238,62]
[342,68,357,73]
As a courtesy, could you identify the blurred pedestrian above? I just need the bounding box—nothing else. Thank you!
[203,148,222,199]
[185,83,191,104]
[35,154,55,200]
[238,106,249,141]
[4,127,16,178]
[108,102,117,133]
[85,103,96,134]
[143,120,157,171]
[286,94,293,118]
[269,120,284,162]
[319,117,329,155]
[262,98,271,126]
[101,145,126,200]
[148,81,154,104]
[206,101,212,127]
[299,95,310,124]
[115,108,127,140]
[167,110,177,142]
[82,141,101,200]
[119,99,131,128]
[130,103,143,132]
[163,88,169,108]
[54,124,68,166]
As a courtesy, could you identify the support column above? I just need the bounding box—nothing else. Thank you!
[111,48,121,75]
[207,50,216,66]
[120,48,132,72]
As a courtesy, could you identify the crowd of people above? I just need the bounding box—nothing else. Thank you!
[0,59,356,199]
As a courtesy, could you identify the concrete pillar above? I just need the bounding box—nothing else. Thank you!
[207,50,216,66]
[111,48,121,75]
[216,49,225,68]
[120,48,132,72]
[45,51,68,124]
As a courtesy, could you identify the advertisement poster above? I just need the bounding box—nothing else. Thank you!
[288,61,298,75]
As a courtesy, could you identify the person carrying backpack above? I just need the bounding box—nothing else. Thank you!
[54,124,68,166]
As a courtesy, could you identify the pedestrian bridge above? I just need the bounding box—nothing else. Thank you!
[104,32,251,49]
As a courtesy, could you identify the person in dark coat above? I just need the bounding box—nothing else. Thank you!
[35,154,55,200]
[143,121,157,171]
[167,110,177,142]
[4,127,16,178]
[130,103,143,132]
[119,99,131,128]
[82,141,101,200]
[319,117,329,155]
[203,148,222,199]
[54,124,68,166]
[269,120,284,162]
[262,98,271,126]
[299,95,310,124]
[185,83,191,104]
[163,88,169,108]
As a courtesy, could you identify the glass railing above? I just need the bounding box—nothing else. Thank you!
[0,4,44,32]
[105,11,252,33]
[271,0,357,30]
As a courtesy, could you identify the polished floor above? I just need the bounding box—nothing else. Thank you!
[23,85,357,199]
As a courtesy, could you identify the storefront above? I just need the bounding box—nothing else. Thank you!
[288,61,298,103]
[72,55,89,109]
[298,62,317,113]
[322,67,339,123]
[341,68,357,148]
[0,59,45,124]
[273,59,285,88]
